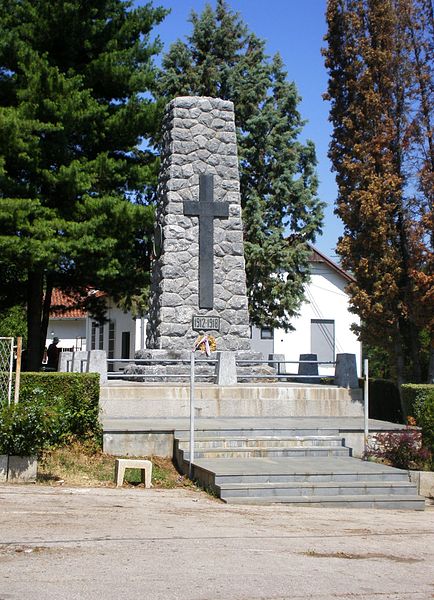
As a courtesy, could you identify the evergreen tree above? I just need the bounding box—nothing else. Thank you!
[323,0,433,384]
[0,0,167,369]
[158,0,324,329]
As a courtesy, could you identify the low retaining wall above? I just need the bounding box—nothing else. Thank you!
[100,384,364,420]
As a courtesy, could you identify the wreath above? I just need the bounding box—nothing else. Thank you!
[193,334,217,356]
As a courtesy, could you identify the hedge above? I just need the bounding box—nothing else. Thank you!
[368,379,403,424]
[18,372,101,445]
[402,384,434,454]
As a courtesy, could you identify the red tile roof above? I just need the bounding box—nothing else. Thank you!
[50,288,106,319]
[50,289,87,319]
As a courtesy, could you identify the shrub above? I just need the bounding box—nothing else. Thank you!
[365,428,432,471]
[402,384,434,455]
[18,372,101,445]
[0,399,58,456]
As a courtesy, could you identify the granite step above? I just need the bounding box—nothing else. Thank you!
[222,494,425,510]
[179,446,351,459]
[217,480,418,498]
[175,428,341,438]
[176,435,345,449]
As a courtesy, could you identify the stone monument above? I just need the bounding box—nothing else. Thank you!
[146,96,251,352]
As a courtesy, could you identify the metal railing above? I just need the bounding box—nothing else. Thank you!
[106,357,218,380]
[106,357,335,381]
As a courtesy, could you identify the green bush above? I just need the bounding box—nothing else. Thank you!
[402,384,434,455]
[18,372,101,445]
[0,399,58,456]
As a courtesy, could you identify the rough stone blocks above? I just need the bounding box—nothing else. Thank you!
[147,96,251,353]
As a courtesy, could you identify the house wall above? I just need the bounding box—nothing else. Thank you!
[86,302,137,359]
[252,262,361,376]
[250,325,274,359]
[277,263,361,376]
[46,319,86,351]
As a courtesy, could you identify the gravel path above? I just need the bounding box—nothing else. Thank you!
[0,485,433,599]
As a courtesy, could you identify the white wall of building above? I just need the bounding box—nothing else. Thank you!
[46,319,86,351]
[86,301,137,359]
[272,262,361,376]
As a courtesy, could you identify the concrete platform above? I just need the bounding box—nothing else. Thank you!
[100,384,424,509]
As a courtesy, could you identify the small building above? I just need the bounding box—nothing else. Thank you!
[47,289,145,361]
[250,246,361,376]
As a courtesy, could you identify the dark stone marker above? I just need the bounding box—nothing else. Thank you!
[183,174,230,309]
[298,353,319,384]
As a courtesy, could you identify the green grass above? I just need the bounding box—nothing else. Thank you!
[37,441,195,489]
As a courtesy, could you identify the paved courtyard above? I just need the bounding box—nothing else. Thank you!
[0,485,433,600]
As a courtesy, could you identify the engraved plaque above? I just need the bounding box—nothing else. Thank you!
[192,315,220,332]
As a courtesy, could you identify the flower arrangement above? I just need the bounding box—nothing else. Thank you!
[193,334,217,357]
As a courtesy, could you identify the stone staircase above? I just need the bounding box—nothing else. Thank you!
[174,426,425,510]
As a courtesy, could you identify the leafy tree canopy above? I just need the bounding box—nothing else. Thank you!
[324,0,433,384]
[0,0,167,369]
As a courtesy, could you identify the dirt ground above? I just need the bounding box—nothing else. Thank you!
[0,484,433,600]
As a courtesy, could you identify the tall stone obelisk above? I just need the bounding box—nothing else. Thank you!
[146,97,251,352]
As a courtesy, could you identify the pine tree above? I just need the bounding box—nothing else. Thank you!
[323,0,433,384]
[0,0,167,369]
[158,0,324,329]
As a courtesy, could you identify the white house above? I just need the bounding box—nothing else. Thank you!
[47,289,145,360]
[47,246,361,374]
[250,246,361,376]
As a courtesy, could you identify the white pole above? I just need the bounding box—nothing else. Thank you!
[189,351,195,479]
[363,358,369,457]
[14,337,22,404]
[7,337,14,405]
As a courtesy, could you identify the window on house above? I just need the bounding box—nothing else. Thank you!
[91,323,97,350]
[311,319,335,363]
[107,321,115,371]
[108,321,115,359]
[121,331,130,359]
[99,324,104,350]
[260,327,274,340]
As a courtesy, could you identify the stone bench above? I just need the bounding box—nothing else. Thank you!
[114,459,152,488]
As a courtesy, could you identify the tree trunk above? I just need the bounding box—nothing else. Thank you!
[407,321,422,382]
[428,337,434,384]
[26,271,44,371]
[40,279,53,360]
[393,336,407,422]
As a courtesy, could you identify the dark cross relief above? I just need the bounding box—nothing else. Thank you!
[183,174,230,309]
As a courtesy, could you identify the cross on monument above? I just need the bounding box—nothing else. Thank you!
[183,174,230,309]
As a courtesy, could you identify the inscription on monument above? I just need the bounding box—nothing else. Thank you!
[192,315,221,332]
[183,174,230,309]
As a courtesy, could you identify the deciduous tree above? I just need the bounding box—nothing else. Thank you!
[324,0,433,384]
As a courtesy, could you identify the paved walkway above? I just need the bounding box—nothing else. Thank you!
[102,416,406,432]
[0,484,432,599]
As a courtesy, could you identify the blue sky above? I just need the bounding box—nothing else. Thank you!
[148,0,341,259]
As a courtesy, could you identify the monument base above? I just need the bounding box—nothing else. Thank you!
[123,349,276,383]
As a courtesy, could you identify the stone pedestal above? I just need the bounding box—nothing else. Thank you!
[334,353,359,389]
